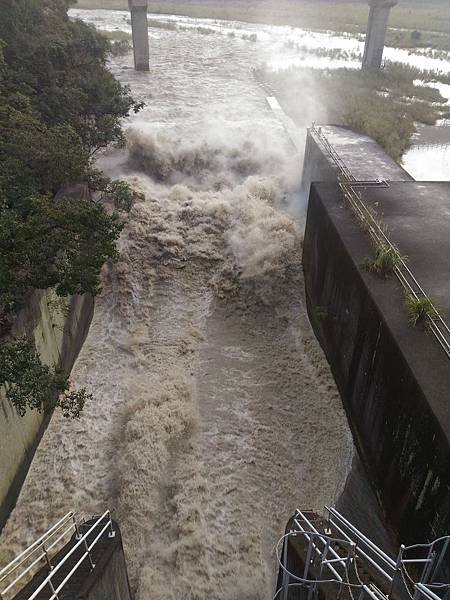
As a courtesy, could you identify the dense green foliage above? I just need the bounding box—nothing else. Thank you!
[0,196,122,305]
[0,0,143,311]
[0,338,92,418]
[0,0,144,418]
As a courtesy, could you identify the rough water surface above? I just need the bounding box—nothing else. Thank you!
[0,13,355,599]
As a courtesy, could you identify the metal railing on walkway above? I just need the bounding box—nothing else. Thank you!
[0,510,115,600]
[310,124,450,360]
[274,507,450,600]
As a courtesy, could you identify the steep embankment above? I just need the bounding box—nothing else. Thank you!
[0,290,93,531]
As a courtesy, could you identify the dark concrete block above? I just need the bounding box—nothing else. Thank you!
[303,180,450,544]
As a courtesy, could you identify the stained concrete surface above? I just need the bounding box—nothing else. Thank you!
[303,181,450,543]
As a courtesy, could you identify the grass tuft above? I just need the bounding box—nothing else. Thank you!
[405,295,438,327]
[366,245,402,278]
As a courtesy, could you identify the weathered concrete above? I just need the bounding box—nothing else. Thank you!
[363,0,398,69]
[303,179,450,543]
[77,521,131,600]
[301,125,412,198]
[0,184,96,532]
[129,0,149,71]
[299,124,412,227]
[0,291,94,532]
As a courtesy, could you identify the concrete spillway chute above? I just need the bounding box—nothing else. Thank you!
[129,0,149,71]
[363,0,399,69]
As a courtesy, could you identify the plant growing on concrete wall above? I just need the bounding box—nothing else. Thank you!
[313,305,329,322]
[366,244,403,278]
[0,338,92,419]
[405,295,438,327]
[47,291,70,333]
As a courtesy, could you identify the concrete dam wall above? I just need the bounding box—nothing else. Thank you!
[301,127,450,544]
[0,290,94,532]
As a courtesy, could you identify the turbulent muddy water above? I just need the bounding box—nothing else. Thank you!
[1,12,361,599]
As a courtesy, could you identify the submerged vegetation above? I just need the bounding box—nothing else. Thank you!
[0,0,143,416]
[256,62,450,161]
[75,0,450,53]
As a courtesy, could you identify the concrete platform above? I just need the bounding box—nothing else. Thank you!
[360,181,450,324]
[300,126,412,203]
[314,126,413,182]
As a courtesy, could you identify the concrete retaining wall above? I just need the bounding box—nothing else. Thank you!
[0,290,94,531]
[77,522,131,600]
[302,182,450,544]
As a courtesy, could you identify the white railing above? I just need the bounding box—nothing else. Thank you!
[274,507,450,600]
[326,506,396,587]
[0,511,115,600]
[310,124,450,360]
[274,509,387,600]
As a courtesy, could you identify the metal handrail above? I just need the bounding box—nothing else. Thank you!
[27,510,114,600]
[310,124,450,360]
[327,507,396,568]
[0,512,78,599]
[294,510,355,582]
[276,514,388,600]
[326,507,396,587]
[0,512,74,580]
[280,507,450,600]
[0,511,115,600]
[326,507,450,600]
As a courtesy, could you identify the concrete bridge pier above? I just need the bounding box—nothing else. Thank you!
[129,0,149,71]
[362,0,398,69]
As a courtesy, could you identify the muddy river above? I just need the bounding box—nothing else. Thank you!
[1,9,448,599]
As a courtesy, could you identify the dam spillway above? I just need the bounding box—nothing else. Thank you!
[0,23,356,599]
[1,9,449,599]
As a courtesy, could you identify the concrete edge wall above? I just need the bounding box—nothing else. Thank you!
[0,291,94,532]
[76,521,132,600]
[302,183,450,543]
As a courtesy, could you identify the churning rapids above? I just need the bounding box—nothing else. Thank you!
[0,11,359,600]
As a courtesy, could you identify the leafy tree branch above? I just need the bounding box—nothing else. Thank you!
[0,338,91,419]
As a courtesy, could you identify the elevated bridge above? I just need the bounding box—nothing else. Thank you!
[126,0,398,72]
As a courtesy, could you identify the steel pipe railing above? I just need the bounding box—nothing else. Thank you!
[275,507,449,600]
[0,510,114,600]
[27,510,113,600]
[0,512,78,599]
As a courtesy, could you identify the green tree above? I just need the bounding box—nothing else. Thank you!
[0,195,123,308]
[0,338,92,419]
[0,0,142,151]
[0,94,88,212]
[0,0,144,310]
